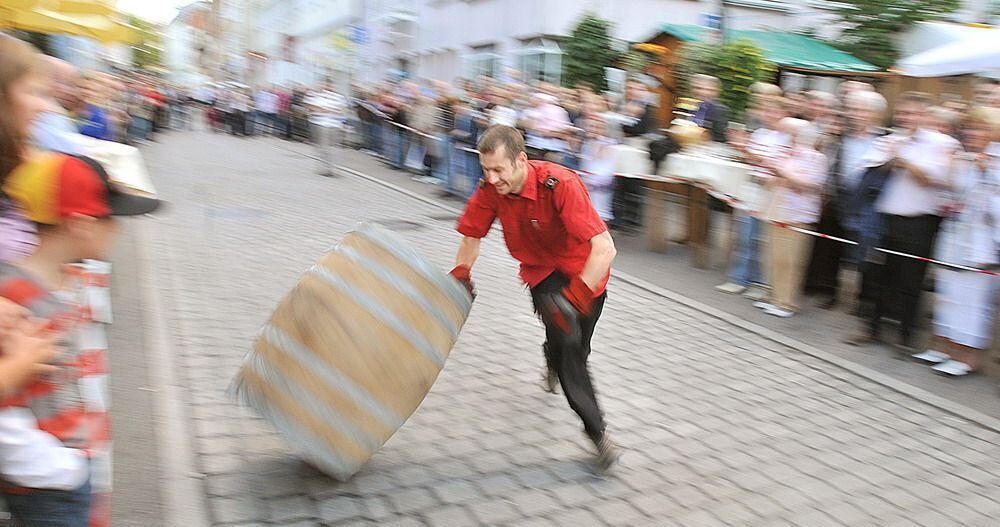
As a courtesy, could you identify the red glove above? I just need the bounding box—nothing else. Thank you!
[562,275,595,315]
[449,265,475,298]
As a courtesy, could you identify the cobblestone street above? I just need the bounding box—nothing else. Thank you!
[133,130,1000,526]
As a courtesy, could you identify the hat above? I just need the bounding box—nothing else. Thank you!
[4,153,161,225]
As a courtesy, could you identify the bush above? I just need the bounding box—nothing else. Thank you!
[676,38,774,122]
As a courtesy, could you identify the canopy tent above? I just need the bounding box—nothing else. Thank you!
[652,23,881,75]
[0,0,136,44]
[896,28,1000,77]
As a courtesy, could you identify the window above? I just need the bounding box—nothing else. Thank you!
[466,44,500,78]
[515,38,562,85]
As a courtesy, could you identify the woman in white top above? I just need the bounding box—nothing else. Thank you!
[579,115,617,221]
[758,118,828,317]
[917,107,1000,376]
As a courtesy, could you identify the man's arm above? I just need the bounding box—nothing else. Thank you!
[579,231,616,290]
[454,236,482,270]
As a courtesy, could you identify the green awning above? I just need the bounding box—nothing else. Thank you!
[656,23,881,73]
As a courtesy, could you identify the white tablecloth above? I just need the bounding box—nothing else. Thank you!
[611,144,751,203]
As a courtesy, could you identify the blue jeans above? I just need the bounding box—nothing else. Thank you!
[729,213,765,286]
[4,479,92,527]
[432,134,451,184]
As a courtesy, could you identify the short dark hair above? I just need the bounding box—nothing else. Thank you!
[476,125,525,163]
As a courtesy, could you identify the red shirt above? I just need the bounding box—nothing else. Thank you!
[457,160,610,294]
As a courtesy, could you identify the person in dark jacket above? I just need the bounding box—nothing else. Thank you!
[691,74,729,143]
[613,80,658,231]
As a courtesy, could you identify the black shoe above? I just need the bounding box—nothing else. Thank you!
[594,432,620,474]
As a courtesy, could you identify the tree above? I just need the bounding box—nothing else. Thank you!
[129,15,163,71]
[830,0,960,70]
[561,13,617,91]
[676,39,773,122]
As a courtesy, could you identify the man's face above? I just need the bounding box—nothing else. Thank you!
[480,147,527,196]
[692,80,712,101]
[845,98,875,132]
[895,101,925,132]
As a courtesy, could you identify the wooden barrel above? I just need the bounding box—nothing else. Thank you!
[231,222,473,480]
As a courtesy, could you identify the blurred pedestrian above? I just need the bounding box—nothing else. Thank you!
[854,92,961,355]
[78,72,112,141]
[914,107,1000,375]
[756,118,828,318]
[809,88,888,310]
[691,74,729,143]
[716,90,789,300]
[0,35,46,262]
[579,115,616,222]
[31,58,86,155]
[305,81,347,177]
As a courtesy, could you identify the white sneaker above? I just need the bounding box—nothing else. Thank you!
[765,306,795,318]
[912,349,950,364]
[715,282,746,294]
[752,301,774,310]
[932,360,972,377]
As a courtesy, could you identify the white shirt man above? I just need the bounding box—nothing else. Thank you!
[305,88,348,128]
[873,129,960,217]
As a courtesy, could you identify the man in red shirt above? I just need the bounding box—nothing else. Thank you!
[451,125,620,471]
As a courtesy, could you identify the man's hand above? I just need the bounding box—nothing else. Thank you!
[449,265,476,299]
[562,275,595,316]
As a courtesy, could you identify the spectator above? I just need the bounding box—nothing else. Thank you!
[756,118,828,318]
[914,107,1000,375]
[691,74,729,143]
[809,88,889,310]
[304,81,348,177]
[78,72,112,141]
[620,79,657,137]
[610,79,657,232]
[0,35,46,262]
[579,115,617,221]
[1,153,161,527]
[407,93,441,176]
[852,92,961,355]
[716,90,789,300]
[31,57,86,155]
[523,92,571,162]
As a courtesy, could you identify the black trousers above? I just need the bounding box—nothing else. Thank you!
[611,177,645,228]
[804,199,844,297]
[869,214,941,346]
[530,273,607,443]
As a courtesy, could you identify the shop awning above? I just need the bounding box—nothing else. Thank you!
[896,28,1000,77]
[653,23,881,74]
[0,1,136,44]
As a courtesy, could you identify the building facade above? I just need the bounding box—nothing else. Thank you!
[355,0,848,85]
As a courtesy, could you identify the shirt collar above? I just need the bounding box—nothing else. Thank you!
[509,161,539,201]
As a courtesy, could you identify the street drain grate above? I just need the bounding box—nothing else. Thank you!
[375,219,426,232]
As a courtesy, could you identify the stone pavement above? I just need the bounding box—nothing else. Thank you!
[136,130,1000,526]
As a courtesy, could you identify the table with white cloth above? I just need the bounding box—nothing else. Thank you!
[612,143,752,268]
